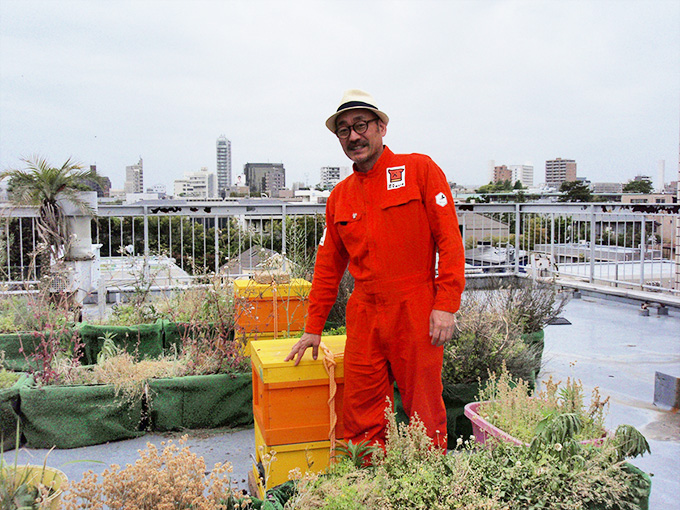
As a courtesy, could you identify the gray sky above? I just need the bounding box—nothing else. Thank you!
[1,0,678,190]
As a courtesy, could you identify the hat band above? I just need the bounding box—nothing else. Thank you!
[337,100,378,113]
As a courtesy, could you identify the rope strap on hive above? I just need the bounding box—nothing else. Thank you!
[271,282,278,339]
[319,341,337,458]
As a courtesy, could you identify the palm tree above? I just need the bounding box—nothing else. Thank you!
[1,156,102,276]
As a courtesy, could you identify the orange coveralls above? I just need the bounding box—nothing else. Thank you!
[305,146,466,448]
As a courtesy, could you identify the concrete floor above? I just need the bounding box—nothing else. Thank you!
[11,294,680,508]
[540,295,680,510]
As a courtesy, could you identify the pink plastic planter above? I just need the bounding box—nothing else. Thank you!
[464,401,527,446]
[464,401,607,447]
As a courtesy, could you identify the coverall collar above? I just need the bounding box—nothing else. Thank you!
[352,145,393,178]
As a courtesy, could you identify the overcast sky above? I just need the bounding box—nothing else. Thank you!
[1,0,678,191]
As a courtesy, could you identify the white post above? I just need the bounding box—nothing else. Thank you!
[58,191,98,304]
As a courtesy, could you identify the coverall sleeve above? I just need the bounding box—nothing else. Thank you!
[304,195,350,335]
[422,158,466,313]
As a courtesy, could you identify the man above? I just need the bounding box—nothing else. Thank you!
[285,89,465,449]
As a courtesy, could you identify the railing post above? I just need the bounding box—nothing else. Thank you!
[214,214,220,274]
[514,202,521,275]
[143,206,150,282]
[640,216,646,289]
[589,204,596,283]
[550,211,556,277]
[281,204,287,274]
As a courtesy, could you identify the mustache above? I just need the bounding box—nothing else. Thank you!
[348,141,367,150]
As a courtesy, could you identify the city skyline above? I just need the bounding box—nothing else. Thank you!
[1,1,678,190]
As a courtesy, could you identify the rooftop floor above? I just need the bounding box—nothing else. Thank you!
[540,294,680,509]
[12,294,680,508]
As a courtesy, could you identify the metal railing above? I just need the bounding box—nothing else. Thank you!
[1,201,678,296]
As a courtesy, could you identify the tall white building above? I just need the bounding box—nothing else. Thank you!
[320,166,351,189]
[216,135,232,197]
[173,167,217,199]
[508,164,534,187]
[124,157,144,193]
[320,166,340,189]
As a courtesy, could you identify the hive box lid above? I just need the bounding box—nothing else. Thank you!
[251,335,345,384]
[233,278,311,298]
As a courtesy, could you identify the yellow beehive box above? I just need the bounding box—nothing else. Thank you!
[233,278,311,337]
[251,419,337,497]
[250,335,346,446]
[236,330,304,356]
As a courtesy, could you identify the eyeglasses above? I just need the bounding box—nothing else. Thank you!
[335,118,380,139]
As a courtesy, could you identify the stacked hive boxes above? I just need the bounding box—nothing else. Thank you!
[233,278,312,353]
[249,335,346,497]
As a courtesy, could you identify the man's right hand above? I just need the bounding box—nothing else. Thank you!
[284,332,322,366]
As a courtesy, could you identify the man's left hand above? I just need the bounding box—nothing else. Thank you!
[429,309,456,347]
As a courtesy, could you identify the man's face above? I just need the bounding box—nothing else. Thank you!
[335,109,386,172]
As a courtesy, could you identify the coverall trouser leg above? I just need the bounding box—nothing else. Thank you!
[343,282,447,449]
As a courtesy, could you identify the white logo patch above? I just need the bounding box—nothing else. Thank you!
[435,192,448,207]
[319,227,327,246]
[386,166,406,190]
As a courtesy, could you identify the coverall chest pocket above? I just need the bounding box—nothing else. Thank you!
[334,210,365,250]
[378,187,426,251]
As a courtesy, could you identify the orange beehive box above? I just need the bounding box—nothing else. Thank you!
[233,278,311,337]
[250,335,346,446]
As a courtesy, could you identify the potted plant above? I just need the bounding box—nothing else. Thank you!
[464,365,612,446]
[0,423,68,510]
[0,464,67,510]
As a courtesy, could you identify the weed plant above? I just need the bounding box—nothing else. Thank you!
[443,292,535,385]
[488,278,570,334]
[0,293,77,334]
[288,405,650,510]
[0,370,19,390]
[477,366,610,443]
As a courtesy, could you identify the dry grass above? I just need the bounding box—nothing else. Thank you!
[62,435,249,509]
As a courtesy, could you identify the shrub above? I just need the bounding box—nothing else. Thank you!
[289,404,651,509]
[62,435,254,509]
[443,292,534,385]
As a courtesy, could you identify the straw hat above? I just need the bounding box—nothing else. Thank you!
[325,89,389,133]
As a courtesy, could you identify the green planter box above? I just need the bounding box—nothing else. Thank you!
[148,372,252,431]
[19,383,145,449]
[78,323,164,364]
[0,372,30,450]
[0,330,80,372]
[0,333,37,371]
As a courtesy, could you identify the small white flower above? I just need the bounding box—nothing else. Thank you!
[554,443,563,452]
[456,438,463,447]
[469,435,476,442]
[515,461,522,467]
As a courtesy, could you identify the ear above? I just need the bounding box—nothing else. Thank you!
[378,121,387,137]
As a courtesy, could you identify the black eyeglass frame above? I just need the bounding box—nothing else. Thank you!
[335,117,380,139]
